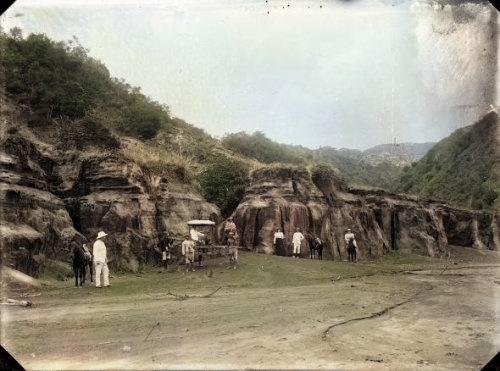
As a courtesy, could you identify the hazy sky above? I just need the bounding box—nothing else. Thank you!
[1,0,497,149]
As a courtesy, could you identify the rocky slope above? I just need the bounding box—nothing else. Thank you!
[232,165,498,259]
[0,98,220,275]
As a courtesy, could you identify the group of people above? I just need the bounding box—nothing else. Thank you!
[73,221,359,286]
[179,219,239,272]
[273,227,358,262]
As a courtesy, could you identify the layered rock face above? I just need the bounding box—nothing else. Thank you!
[232,167,498,259]
[0,104,220,275]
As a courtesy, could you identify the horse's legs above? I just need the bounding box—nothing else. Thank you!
[74,266,79,286]
[88,262,94,282]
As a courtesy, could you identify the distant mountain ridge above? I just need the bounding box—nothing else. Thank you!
[361,142,436,166]
[324,142,436,167]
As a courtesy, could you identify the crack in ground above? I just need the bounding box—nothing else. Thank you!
[322,282,434,341]
[321,264,500,341]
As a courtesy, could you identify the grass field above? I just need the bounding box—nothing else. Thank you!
[2,249,499,370]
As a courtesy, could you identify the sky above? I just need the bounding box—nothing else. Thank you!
[1,0,497,150]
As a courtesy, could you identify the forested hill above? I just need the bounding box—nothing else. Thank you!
[394,111,498,210]
[221,132,406,190]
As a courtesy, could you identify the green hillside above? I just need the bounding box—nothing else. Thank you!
[395,111,498,210]
[221,132,403,189]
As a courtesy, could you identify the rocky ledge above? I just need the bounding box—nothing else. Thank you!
[0,103,220,275]
[232,166,498,259]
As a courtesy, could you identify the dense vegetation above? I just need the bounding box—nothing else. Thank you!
[0,28,170,139]
[222,131,308,165]
[198,155,249,216]
[395,111,498,210]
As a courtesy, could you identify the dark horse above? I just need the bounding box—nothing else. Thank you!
[309,236,324,260]
[73,244,91,286]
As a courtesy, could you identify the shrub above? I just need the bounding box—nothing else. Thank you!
[198,154,249,216]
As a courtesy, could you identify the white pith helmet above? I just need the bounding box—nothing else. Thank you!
[96,231,108,239]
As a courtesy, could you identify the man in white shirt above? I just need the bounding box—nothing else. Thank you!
[344,228,358,262]
[292,228,305,258]
[93,231,110,288]
[273,229,285,256]
[181,236,196,272]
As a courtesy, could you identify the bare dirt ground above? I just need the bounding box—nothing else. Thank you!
[2,248,499,370]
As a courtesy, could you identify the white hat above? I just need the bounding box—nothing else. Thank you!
[96,231,108,239]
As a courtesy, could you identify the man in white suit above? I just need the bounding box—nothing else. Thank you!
[93,231,110,288]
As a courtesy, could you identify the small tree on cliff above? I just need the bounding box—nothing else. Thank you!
[199,155,249,217]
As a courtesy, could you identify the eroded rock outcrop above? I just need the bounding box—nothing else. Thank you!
[232,166,497,259]
[0,102,220,275]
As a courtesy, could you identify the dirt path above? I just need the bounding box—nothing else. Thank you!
[2,256,499,370]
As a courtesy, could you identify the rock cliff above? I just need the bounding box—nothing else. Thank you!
[232,166,497,259]
[0,100,220,275]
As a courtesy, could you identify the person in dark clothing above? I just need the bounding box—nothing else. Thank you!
[160,233,173,269]
[314,237,324,260]
[347,237,357,262]
[273,229,286,256]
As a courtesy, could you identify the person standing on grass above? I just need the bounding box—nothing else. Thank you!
[160,233,173,269]
[93,231,110,288]
[292,228,305,258]
[273,229,285,256]
[344,228,358,262]
[314,236,324,260]
[181,235,196,272]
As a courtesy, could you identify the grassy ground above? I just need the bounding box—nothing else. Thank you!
[2,249,499,370]
[37,251,438,300]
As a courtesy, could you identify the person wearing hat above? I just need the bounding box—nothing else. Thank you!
[93,231,110,287]
[181,235,196,272]
[344,228,358,262]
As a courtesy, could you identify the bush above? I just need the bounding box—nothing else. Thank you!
[198,155,249,216]
[311,163,347,190]
[121,96,166,139]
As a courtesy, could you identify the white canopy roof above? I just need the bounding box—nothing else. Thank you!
[187,220,216,226]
